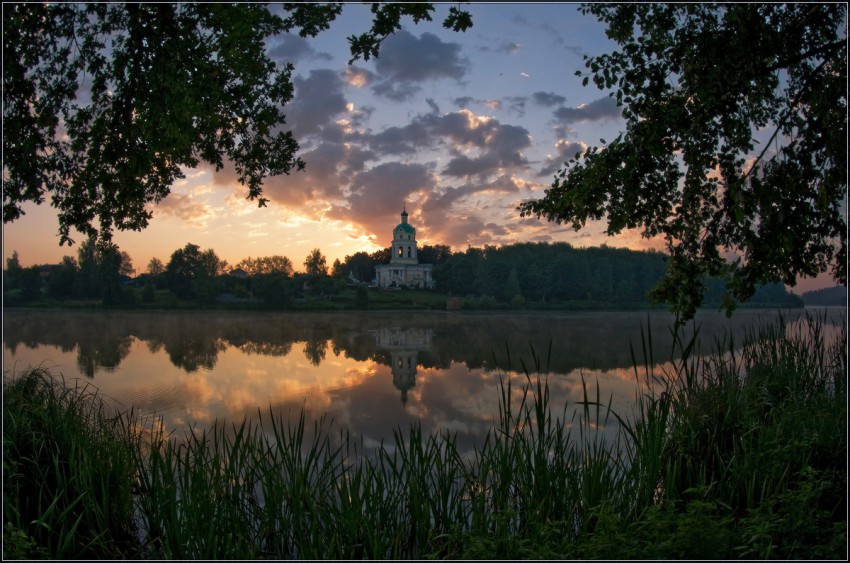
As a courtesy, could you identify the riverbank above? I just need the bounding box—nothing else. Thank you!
[3,313,846,559]
[3,284,808,313]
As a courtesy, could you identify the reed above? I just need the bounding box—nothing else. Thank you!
[3,312,846,559]
[2,369,138,559]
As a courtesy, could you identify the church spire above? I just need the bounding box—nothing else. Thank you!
[401,204,408,223]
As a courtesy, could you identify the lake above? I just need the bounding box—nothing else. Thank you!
[3,307,842,456]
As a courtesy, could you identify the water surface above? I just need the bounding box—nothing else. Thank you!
[4,308,839,455]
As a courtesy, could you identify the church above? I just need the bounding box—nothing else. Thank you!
[374,207,434,289]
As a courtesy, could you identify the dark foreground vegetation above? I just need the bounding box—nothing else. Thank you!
[3,314,846,559]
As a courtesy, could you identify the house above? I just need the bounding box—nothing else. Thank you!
[229,268,249,280]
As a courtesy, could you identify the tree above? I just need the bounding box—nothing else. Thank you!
[331,259,344,279]
[519,4,846,319]
[47,256,78,300]
[304,248,328,276]
[147,257,165,276]
[4,250,23,290]
[418,244,453,265]
[234,255,293,277]
[74,237,100,299]
[118,251,135,277]
[335,251,376,282]
[165,243,224,299]
[19,266,43,302]
[3,3,472,246]
[253,273,290,309]
[98,245,124,306]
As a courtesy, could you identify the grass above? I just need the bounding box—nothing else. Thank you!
[3,312,846,559]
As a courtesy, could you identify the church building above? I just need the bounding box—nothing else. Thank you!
[374,207,434,289]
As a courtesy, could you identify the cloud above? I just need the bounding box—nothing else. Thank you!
[260,141,374,211]
[492,41,521,54]
[532,91,567,107]
[287,69,349,138]
[510,13,586,58]
[451,97,501,111]
[442,119,532,178]
[326,162,438,242]
[343,66,375,88]
[503,96,527,116]
[268,33,332,63]
[552,96,620,124]
[370,30,470,101]
[153,192,215,227]
[364,109,532,178]
[537,139,587,177]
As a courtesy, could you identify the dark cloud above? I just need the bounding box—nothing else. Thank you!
[537,139,586,177]
[326,162,438,242]
[453,96,475,108]
[442,121,531,178]
[413,173,528,248]
[363,110,532,178]
[532,91,567,107]
[553,96,620,124]
[443,154,500,177]
[262,142,372,208]
[370,30,470,101]
[268,34,332,63]
[479,174,526,194]
[367,121,433,156]
[287,69,349,138]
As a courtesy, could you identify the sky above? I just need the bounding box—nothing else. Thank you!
[1,3,840,292]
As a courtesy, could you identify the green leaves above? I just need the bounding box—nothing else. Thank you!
[520,4,847,319]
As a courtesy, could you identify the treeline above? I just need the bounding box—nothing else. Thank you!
[3,241,311,309]
[801,286,847,307]
[335,241,803,309]
[4,240,804,310]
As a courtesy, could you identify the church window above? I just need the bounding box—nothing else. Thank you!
[407,246,411,258]
[398,246,403,258]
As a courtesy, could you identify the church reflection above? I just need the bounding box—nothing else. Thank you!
[371,327,434,405]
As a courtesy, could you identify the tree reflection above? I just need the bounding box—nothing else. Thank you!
[303,338,328,367]
[6,309,838,379]
[76,335,132,378]
[238,341,292,357]
[167,336,227,373]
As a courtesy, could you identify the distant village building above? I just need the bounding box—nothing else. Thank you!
[229,268,249,280]
[374,207,434,289]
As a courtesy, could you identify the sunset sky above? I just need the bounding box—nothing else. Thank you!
[1,3,839,292]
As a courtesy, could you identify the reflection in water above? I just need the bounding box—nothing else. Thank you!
[373,327,434,404]
[3,308,844,456]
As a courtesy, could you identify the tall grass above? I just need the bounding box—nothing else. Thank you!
[2,369,139,559]
[3,312,846,559]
